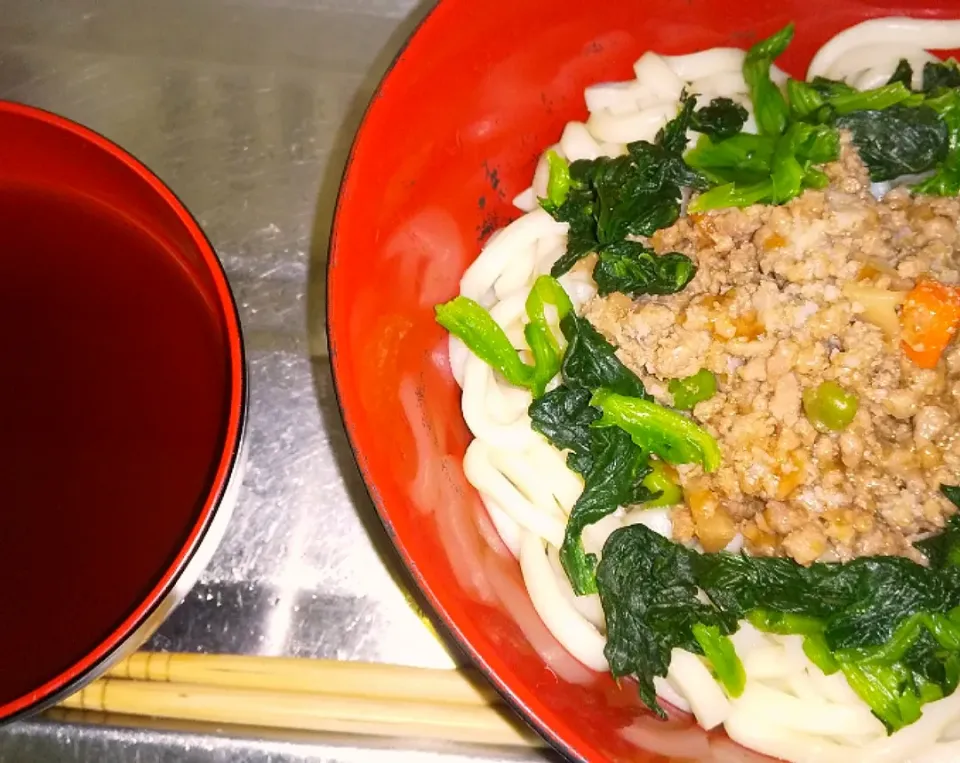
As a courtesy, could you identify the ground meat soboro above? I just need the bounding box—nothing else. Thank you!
[583,139,960,565]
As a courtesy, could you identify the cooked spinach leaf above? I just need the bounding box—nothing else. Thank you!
[691,97,749,141]
[597,524,735,717]
[914,486,960,567]
[923,59,960,93]
[887,59,915,89]
[529,385,598,473]
[559,314,648,399]
[561,426,651,595]
[913,89,960,196]
[544,96,705,280]
[657,91,698,155]
[528,315,655,593]
[598,503,960,733]
[542,161,602,276]
[836,105,949,181]
[810,75,856,99]
[593,240,696,298]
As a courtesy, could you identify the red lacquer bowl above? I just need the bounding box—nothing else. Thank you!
[328,2,952,760]
[0,102,246,722]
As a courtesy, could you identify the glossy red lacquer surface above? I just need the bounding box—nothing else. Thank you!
[328,2,954,760]
[0,102,245,721]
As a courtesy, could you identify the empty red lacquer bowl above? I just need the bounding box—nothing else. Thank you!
[328,1,957,760]
[0,102,246,722]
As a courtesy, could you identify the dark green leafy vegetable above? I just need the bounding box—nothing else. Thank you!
[559,314,648,399]
[593,241,697,298]
[836,105,948,182]
[544,96,706,280]
[542,166,602,276]
[596,523,735,717]
[529,385,598,474]
[914,485,960,567]
[914,89,960,196]
[887,59,915,89]
[923,59,960,93]
[528,312,656,593]
[693,623,746,697]
[668,368,717,410]
[691,97,749,141]
[743,23,794,136]
[598,490,960,732]
[560,427,651,595]
[809,75,856,99]
[657,91,698,155]
[587,156,680,243]
[531,309,726,595]
[590,389,722,472]
[835,614,960,730]
[530,311,649,473]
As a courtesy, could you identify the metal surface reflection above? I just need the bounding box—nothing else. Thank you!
[0,1,552,760]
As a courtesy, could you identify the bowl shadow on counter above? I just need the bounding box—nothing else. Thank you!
[303,6,561,755]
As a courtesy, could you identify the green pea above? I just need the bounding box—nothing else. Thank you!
[802,381,859,431]
[668,368,718,410]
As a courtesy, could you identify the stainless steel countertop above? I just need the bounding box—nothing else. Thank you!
[0,2,557,760]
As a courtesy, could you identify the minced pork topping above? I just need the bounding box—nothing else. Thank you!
[582,137,960,565]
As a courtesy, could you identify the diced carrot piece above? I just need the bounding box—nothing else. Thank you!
[900,278,960,369]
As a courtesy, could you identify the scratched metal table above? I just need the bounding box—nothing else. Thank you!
[0,2,556,761]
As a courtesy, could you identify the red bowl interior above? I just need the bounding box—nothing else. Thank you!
[329,1,955,760]
[0,102,245,721]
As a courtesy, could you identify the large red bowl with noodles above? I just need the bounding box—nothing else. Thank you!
[328,1,955,760]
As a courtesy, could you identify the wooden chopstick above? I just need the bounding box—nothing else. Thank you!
[104,652,497,706]
[56,653,544,749]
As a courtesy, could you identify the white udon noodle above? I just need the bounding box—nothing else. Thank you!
[450,17,960,763]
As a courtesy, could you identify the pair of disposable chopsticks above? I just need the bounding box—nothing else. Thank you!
[55,652,544,749]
